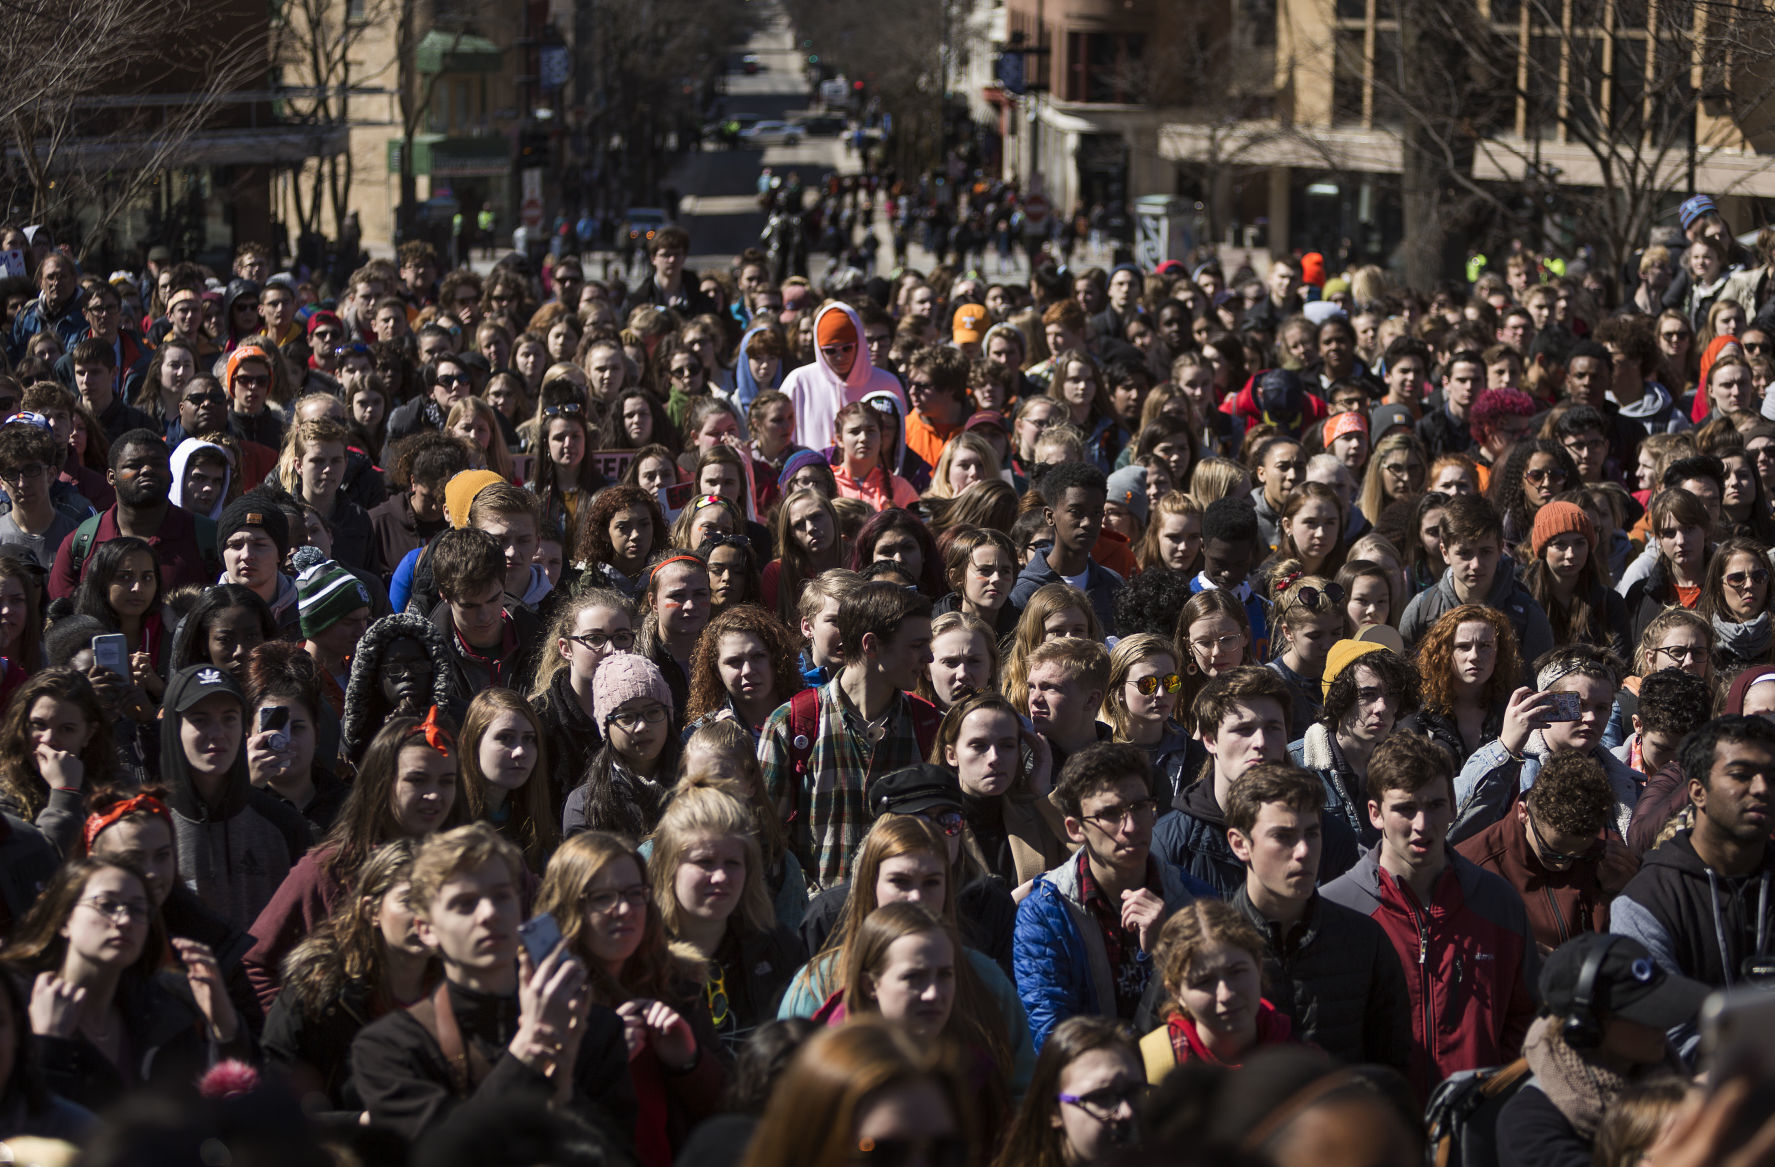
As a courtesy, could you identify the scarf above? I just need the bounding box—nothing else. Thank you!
[1520,1016,1632,1139]
[1712,611,1771,661]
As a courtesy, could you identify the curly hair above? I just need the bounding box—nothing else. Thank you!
[279,841,422,1012]
[1415,603,1523,715]
[1319,647,1419,731]
[684,605,802,724]
[572,483,666,574]
[1114,565,1197,640]
[1488,438,1581,546]
[1525,752,1617,838]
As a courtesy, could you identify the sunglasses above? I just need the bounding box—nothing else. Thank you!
[1133,673,1183,696]
[1524,467,1567,485]
[184,390,227,406]
[543,401,584,417]
[1726,568,1770,589]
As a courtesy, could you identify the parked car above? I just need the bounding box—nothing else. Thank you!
[741,53,761,74]
[792,114,846,137]
[622,207,671,246]
[740,120,802,147]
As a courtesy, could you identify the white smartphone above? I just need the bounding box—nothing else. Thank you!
[91,633,129,678]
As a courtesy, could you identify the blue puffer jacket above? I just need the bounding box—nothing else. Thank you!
[1012,849,1208,1052]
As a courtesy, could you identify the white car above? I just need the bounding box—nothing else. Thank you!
[740,120,802,147]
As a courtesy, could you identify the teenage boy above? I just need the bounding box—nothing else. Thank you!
[760,580,940,886]
[226,342,286,450]
[1614,668,1710,780]
[69,338,157,443]
[1189,498,1271,659]
[1292,641,1419,849]
[296,558,374,715]
[427,527,541,700]
[1012,742,1203,1050]
[351,823,637,1141]
[1322,733,1538,1099]
[161,663,310,933]
[1025,637,1112,773]
[56,281,147,391]
[1227,762,1412,1073]
[1009,462,1124,635]
[1156,666,1358,892]
[23,380,113,513]
[795,570,862,687]
[1612,715,1775,1052]
[0,414,83,569]
[1457,752,1640,956]
[902,345,971,467]
[1249,435,1304,553]
[1398,492,1553,667]
[48,429,218,598]
[370,432,473,585]
[1414,349,1484,458]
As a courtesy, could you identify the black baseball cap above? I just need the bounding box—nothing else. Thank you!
[868,764,963,820]
[1539,933,1709,1030]
[169,663,246,713]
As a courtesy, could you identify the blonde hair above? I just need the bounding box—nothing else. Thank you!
[274,416,351,496]
[1002,582,1101,711]
[1188,456,1250,507]
[926,432,1004,501]
[407,823,524,915]
[445,396,515,480]
[1137,491,1201,573]
[1103,633,1179,739]
[648,782,775,942]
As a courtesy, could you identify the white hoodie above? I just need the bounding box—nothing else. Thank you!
[169,438,233,520]
[781,302,906,449]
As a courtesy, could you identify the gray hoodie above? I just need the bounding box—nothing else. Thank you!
[1398,560,1554,676]
[160,664,310,932]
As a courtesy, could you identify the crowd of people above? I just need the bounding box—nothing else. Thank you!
[0,184,1770,1167]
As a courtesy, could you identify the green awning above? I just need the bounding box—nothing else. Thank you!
[387,133,511,176]
[415,29,502,75]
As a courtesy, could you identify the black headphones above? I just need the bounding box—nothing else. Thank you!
[1561,936,1617,1049]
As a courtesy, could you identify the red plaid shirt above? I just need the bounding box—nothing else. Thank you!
[1076,851,1160,1021]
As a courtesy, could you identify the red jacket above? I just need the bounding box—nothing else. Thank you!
[1456,812,1639,957]
[1320,847,1538,1101]
[47,503,215,600]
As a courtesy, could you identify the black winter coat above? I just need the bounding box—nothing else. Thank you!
[1232,886,1413,1074]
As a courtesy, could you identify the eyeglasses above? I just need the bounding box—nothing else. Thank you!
[1059,1082,1146,1120]
[850,1136,968,1167]
[1653,644,1705,664]
[583,885,650,915]
[78,896,150,924]
[1727,568,1770,589]
[543,401,583,417]
[0,463,48,484]
[1562,438,1607,454]
[608,704,669,731]
[1080,798,1159,832]
[1133,673,1183,696]
[1526,811,1589,868]
[1524,467,1567,485]
[1381,461,1421,477]
[568,630,636,652]
[1190,632,1245,655]
[84,301,117,316]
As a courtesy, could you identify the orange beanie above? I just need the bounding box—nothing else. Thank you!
[816,310,858,348]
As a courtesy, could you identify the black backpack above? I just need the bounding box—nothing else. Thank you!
[1425,1058,1533,1167]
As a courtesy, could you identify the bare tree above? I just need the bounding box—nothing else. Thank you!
[271,0,386,240]
[0,0,267,259]
[1337,0,1775,285]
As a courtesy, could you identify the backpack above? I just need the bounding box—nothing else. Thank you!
[1424,1058,1533,1167]
[783,686,944,834]
[67,512,219,577]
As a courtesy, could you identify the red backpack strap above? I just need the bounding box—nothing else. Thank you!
[785,687,823,814]
[905,693,943,762]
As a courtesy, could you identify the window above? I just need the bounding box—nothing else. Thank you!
[1332,30,1367,125]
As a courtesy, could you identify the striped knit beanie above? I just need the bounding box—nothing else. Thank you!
[296,557,371,638]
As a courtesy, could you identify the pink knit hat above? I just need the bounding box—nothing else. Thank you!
[592,653,674,728]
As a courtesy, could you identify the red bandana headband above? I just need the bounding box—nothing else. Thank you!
[403,706,455,757]
[84,793,173,855]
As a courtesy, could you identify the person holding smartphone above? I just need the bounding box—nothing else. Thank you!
[1456,645,1646,845]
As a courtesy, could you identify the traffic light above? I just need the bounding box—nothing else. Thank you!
[517,126,550,167]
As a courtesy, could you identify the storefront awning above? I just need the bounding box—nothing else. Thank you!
[416,29,503,75]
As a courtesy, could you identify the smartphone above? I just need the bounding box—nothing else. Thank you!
[258,706,290,754]
[517,912,563,967]
[91,633,129,678]
[1701,988,1775,1148]
[1545,692,1582,722]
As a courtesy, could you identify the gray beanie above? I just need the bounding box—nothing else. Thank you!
[1104,465,1149,525]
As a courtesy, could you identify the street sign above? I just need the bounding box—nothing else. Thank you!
[520,168,544,228]
[1024,193,1049,224]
